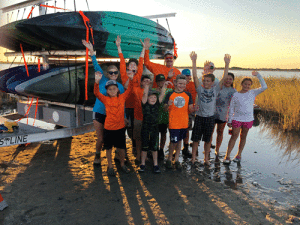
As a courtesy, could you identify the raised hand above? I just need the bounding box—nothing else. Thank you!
[224,54,231,64]
[164,81,173,87]
[168,68,174,78]
[190,51,197,61]
[115,35,121,47]
[127,71,134,80]
[95,71,103,84]
[252,71,258,76]
[82,40,95,55]
[141,38,153,50]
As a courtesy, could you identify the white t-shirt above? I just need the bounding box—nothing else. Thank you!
[228,74,267,123]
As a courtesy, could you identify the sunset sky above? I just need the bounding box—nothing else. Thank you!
[0,0,299,69]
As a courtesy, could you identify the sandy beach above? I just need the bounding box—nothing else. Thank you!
[0,131,299,225]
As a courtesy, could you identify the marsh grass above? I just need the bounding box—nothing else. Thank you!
[233,76,300,131]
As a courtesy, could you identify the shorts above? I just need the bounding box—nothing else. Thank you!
[232,120,253,129]
[93,112,106,124]
[133,119,142,140]
[215,118,226,124]
[141,125,159,152]
[191,115,215,143]
[103,128,126,150]
[158,124,168,134]
[169,128,187,143]
[188,114,195,130]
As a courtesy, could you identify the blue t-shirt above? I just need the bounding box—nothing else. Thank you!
[91,55,124,114]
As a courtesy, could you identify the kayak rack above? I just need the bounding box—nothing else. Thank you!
[0,99,94,147]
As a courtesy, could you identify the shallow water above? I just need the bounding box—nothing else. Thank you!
[173,113,300,209]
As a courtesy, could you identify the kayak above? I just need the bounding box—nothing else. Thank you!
[0,11,174,59]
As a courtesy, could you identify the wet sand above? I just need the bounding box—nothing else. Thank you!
[0,131,299,224]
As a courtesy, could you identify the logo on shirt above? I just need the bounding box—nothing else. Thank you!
[200,89,214,104]
[174,96,186,108]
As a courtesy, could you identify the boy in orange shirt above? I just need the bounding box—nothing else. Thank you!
[164,75,194,169]
[94,71,134,176]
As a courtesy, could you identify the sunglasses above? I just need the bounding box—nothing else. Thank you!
[108,71,118,75]
[210,66,214,70]
[165,56,173,60]
[126,69,136,73]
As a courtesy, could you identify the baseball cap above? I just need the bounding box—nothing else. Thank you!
[155,74,166,82]
[181,69,191,76]
[141,74,151,81]
[164,51,174,57]
[148,90,159,96]
[105,80,118,89]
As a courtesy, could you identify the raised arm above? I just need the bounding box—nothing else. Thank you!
[219,54,231,88]
[190,51,200,89]
[159,81,171,103]
[82,40,104,74]
[142,38,165,74]
[94,72,106,103]
[252,71,267,95]
[142,83,150,104]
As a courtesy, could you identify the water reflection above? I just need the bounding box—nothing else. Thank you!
[257,111,300,164]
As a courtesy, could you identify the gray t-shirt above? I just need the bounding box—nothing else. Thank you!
[215,87,237,122]
[196,80,221,117]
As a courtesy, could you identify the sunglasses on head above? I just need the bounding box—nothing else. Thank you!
[165,56,173,60]
[126,69,136,73]
[108,71,118,75]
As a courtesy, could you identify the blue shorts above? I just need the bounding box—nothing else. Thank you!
[169,128,187,143]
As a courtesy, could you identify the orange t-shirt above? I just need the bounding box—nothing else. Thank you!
[94,81,132,130]
[119,53,144,108]
[185,81,197,104]
[144,50,181,89]
[164,91,193,129]
[133,86,144,121]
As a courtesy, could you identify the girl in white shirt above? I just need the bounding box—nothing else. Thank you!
[223,71,267,164]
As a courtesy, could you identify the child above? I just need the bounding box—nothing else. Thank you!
[82,40,125,165]
[190,52,230,166]
[132,75,152,163]
[139,80,171,173]
[164,75,194,169]
[152,74,173,159]
[94,71,134,176]
[211,71,236,161]
[182,68,197,157]
[223,71,267,164]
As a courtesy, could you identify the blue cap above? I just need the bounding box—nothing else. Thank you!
[105,80,118,89]
[182,69,191,76]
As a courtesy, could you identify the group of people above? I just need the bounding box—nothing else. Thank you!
[82,36,267,176]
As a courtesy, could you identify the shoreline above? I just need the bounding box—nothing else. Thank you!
[0,134,299,224]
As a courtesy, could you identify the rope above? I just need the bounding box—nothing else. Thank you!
[20,44,29,77]
[74,0,77,12]
[39,4,70,11]
[9,57,16,69]
[27,6,35,19]
[79,11,94,101]
[17,97,34,122]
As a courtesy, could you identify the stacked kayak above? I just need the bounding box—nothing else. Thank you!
[0,65,97,106]
[0,11,174,59]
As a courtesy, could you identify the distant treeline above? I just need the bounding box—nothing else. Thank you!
[176,66,300,71]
